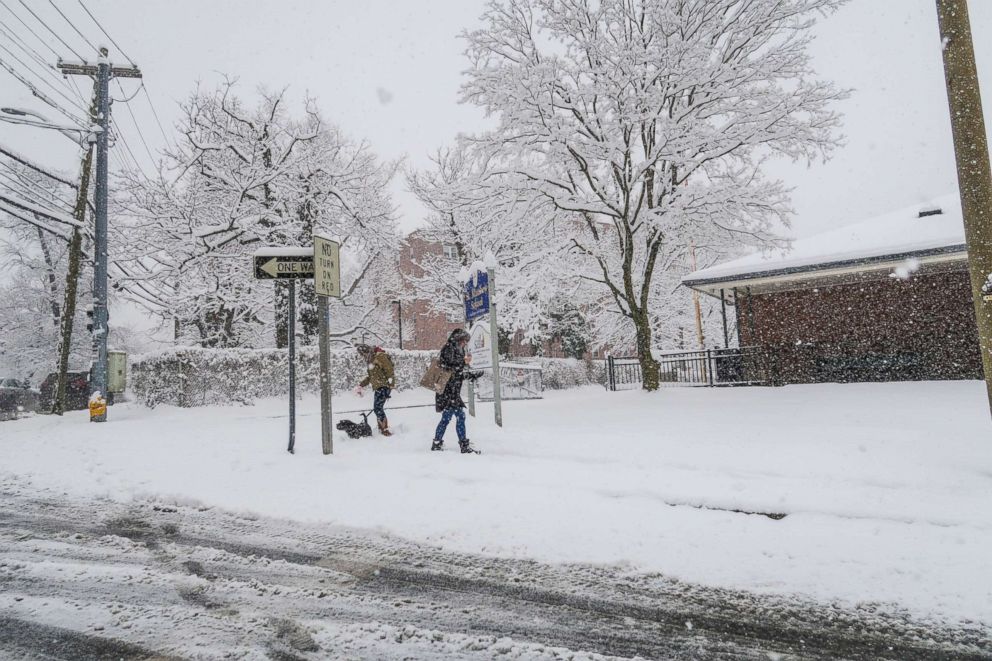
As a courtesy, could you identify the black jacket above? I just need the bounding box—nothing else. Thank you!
[436,339,481,412]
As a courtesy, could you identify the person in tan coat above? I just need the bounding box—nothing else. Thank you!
[355,344,395,436]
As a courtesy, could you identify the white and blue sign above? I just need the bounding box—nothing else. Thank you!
[464,270,490,322]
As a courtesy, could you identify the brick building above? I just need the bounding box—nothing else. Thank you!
[682,195,982,384]
[397,230,605,358]
[396,231,463,351]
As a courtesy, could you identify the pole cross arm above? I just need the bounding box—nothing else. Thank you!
[57,59,142,79]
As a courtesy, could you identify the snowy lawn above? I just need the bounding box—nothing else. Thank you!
[2,381,990,626]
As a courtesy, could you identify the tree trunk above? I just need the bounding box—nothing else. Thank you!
[633,310,660,391]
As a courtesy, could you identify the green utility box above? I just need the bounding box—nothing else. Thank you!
[108,351,127,394]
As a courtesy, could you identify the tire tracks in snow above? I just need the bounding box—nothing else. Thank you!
[0,481,989,660]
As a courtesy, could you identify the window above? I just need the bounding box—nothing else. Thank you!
[442,243,459,260]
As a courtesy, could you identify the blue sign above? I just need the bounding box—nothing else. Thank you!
[464,270,490,322]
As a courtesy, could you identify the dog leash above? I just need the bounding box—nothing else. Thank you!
[334,403,438,416]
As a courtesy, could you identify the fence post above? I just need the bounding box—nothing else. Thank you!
[607,355,615,391]
[707,348,714,387]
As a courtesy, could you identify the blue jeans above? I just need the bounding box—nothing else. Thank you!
[435,408,466,442]
[373,387,390,424]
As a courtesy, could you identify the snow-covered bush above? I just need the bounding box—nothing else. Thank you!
[131,347,434,408]
[131,348,598,407]
[514,357,605,391]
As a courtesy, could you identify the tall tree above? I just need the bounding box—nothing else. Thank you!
[407,143,571,344]
[461,0,846,389]
[114,81,399,348]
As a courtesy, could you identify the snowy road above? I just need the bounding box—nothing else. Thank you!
[1,480,987,660]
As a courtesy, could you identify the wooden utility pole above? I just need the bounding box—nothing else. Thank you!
[51,143,93,415]
[936,0,992,416]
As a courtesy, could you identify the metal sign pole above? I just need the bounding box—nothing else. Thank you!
[288,280,297,454]
[487,267,502,427]
[318,293,333,454]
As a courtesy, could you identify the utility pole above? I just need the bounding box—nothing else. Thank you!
[59,47,141,422]
[936,0,992,416]
[52,144,94,415]
[52,89,97,416]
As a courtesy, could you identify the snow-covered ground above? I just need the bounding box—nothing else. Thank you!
[2,381,990,628]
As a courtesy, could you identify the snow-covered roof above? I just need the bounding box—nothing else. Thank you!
[683,194,967,288]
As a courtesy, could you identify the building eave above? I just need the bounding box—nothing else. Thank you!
[683,244,968,298]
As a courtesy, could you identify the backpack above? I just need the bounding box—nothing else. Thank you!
[419,357,452,394]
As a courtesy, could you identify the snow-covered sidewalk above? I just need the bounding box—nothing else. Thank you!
[2,381,990,626]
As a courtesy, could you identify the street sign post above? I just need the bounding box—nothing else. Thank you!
[314,234,342,455]
[253,246,316,454]
[463,268,502,427]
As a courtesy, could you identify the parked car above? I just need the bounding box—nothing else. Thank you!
[38,372,116,412]
[0,378,40,418]
[39,371,91,411]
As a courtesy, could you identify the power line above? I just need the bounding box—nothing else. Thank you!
[117,80,156,163]
[47,0,98,53]
[0,171,73,219]
[141,84,172,148]
[76,0,134,65]
[0,53,88,127]
[0,163,75,209]
[0,18,63,80]
[112,79,141,103]
[0,145,79,188]
[0,40,90,116]
[0,0,60,60]
[16,0,88,61]
[0,157,77,203]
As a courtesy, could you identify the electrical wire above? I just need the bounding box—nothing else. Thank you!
[0,172,73,220]
[46,0,98,53]
[141,84,172,147]
[0,40,90,116]
[0,0,60,60]
[0,164,75,210]
[76,0,134,64]
[112,79,141,103]
[117,80,156,164]
[0,55,88,128]
[16,0,88,61]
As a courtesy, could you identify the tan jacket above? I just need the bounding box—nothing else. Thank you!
[360,351,395,390]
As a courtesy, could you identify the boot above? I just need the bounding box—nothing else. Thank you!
[378,418,392,437]
[459,439,479,454]
[431,439,444,451]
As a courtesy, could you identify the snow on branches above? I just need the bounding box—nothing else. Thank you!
[459,0,847,388]
[113,80,400,348]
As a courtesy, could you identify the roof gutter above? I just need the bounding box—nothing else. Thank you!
[683,244,968,295]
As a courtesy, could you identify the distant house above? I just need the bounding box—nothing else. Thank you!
[397,231,464,351]
[398,230,606,358]
[682,194,981,384]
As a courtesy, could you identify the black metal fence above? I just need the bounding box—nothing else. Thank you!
[604,347,776,391]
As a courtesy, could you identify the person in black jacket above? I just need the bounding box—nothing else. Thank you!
[432,328,482,453]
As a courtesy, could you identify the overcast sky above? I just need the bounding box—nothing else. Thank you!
[2,0,991,243]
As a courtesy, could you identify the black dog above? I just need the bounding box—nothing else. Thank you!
[336,412,373,439]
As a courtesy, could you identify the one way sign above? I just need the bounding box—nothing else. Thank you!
[253,248,314,280]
